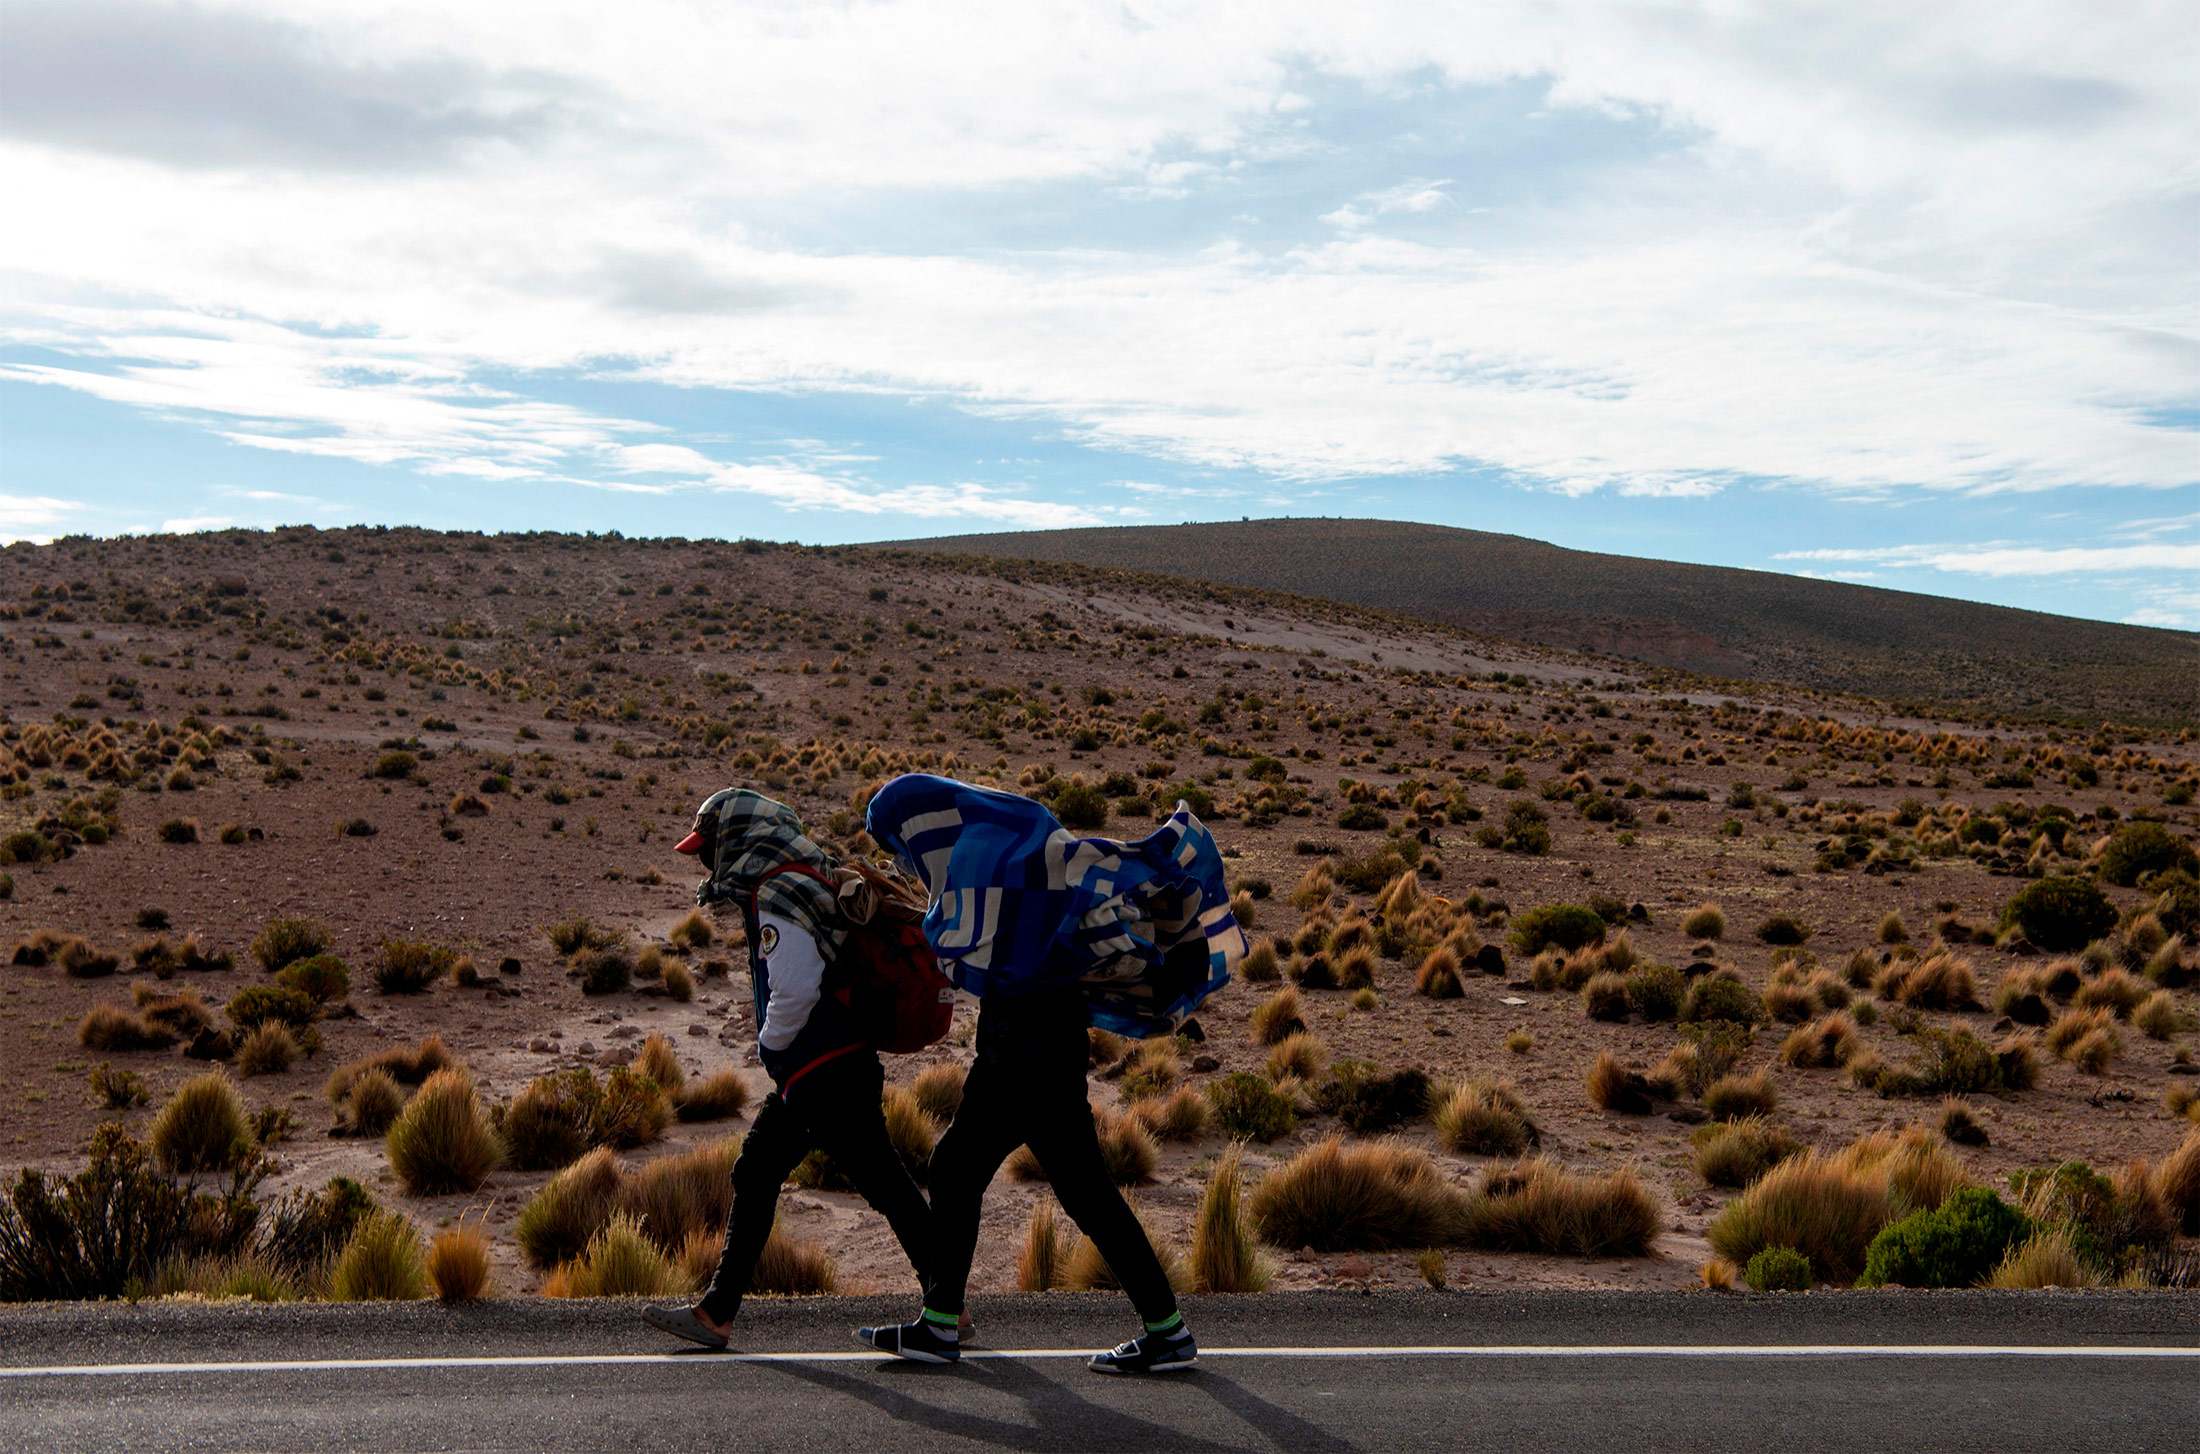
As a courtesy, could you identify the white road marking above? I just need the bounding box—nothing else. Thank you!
[3,1345,2197,1378]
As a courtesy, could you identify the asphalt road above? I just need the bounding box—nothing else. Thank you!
[3,1290,2196,1452]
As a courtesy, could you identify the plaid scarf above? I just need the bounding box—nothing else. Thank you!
[865,773,1243,1037]
[691,788,847,960]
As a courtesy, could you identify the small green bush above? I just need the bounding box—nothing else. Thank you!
[1999,875,2120,951]
[1625,963,1686,1022]
[375,939,455,994]
[1857,1187,2031,1289]
[371,751,418,780]
[276,953,349,1003]
[1337,803,1388,832]
[1754,914,1812,947]
[225,984,319,1034]
[251,916,333,974]
[1205,1072,1297,1142]
[1509,904,1607,956]
[2098,822,2197,888]
[1744,1246,1812,1292]
[1051,781,1109,831]
[1682,974,1761,1026]
[1312,1061,1430,1134]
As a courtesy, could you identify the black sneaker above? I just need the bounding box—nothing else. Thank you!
[1089,1325,1197,1375]
[857,1317,961,1365]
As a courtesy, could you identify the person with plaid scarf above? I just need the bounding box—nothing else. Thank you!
[642,788,933,1350]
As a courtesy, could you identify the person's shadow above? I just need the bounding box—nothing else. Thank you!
[753,1356,1358,1452]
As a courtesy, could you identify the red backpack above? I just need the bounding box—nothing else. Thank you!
[753,862,955,1054]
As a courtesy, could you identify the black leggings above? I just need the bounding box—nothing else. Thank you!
[922,1053,1178,1324]
[698,1054,931,1324]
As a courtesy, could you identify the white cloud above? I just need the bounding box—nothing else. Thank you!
[0,491,82,542]
[0,0,2193,516]
[1775,542,2200,575]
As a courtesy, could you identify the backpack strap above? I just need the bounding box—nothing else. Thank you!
[749,860,839,921]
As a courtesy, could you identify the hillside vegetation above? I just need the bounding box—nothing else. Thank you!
[908,520,2200,724]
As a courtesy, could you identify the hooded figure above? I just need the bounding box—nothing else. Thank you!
[643,788,933,1350]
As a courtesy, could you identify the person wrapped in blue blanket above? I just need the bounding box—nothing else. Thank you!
[855,774,1244,1374]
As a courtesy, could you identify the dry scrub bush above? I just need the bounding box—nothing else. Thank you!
[1240,938,1282,984]
[1781,1013,1859,1069]
[1017,1199,1067,1291]
[559,1214,682,1298]
[1065,1205,1190,1295]
[673,1069,751,1123]
[1707,1128,1968,1284]
[1581,972,1630,1022]
[1987,1227,2101,1289]
[1680,904,1726,939]
[1937,1097,1989,1146]
[910,1063,964,1123]
[1130,1087,1212,1142]
[1877,952,1978,1010]
[1470,1159,1661,1258]
[327,1035,458,1103]
[669,909,714,950]
[2047,1009,2123,1073]
[251,916,332,974]
[517,1148,623,1269]
[2154,1130,2200,1235]
[426,1225,492,1303]
[619,1139,738,1252]
[1292,951,1336,991]
[637,1034,684,1092]
[1249,1137,1469,1251]
[1009,1105,1155,1187]
[235,1022,299,1077]
[751,1220,837,1296]
[1434,1078,1540,1157]
[78,1002,177,1053]
[1586,1051,1666,1115]
[150,1070,251,1175]
[1250,987,1306,1046]
[1691,1117,1801,1188]
[347,1069,405,1137]
[386,1070,503,1195]
[2134,991,2189,1041]
[1702,1070,1778,1120]
[1266,1031,1327,1083]
[2074,968,2150,1019]
[330,1210,426,1301]
[1191,1145,1273,1293]
[1414,947,1463,999]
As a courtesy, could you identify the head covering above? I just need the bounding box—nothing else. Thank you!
[865,773,1243,1037]
[690,788,846,960]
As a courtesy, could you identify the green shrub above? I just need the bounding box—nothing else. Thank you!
[370,750,418,780]
[2000,876,2119,952]
[1858,1187,2031,1289]
[0,1126,198,1300]
[2099,822,2197,888]
[375,939,455,994]
[225,984,318,1034]
[276,953,349,1003]
[1052,781,1109,830]
[1754,914,1812,947]
[251,916,332,974]
[1337,803,1388,832]
[1205,1072,1297,1142]
[1509,904,1607,956]
[1681,974,1761,1025]
[1625,963,1686,1022]
[1744,1246,1812,1292]
[1312,1061,1430,1133]
[149,1070,253,1176]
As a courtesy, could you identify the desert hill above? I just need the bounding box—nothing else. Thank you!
[903,520,2200,724]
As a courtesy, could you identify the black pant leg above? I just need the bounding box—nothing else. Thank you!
[803,1062,935,1293]
[697,1091,813,1324]
[918,1058,1030,1317]
[1027,1079,1180,1325]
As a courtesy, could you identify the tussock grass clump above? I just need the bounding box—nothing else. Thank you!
[1191,1145,1273,1293]
[1781,1012,1859,1069]
[1754,913,1812,947]
[1117,1039,1180,1101]
[1065,1205,1190,1295]
[909,1062,964,1124]
[636,1034,684,1092]
[330,1210,428,1301]
[1691,1116,1802,1187]
[881,1085,940,1181]
[1987,1227,2101,1289]
[1017,1199,1068,1292]
[2134,991,2189,1041]
[1680,903,1725,939]
[1434,1077,1540,1157]
[1130,1087,1212,1142]
[1505,1029,1535,1055]
[385,1070,503,1195]
[1291,950,1336,991]
[150,1070,252,1175]
[1470,1159,1661,1258]
[1707,1128,1969,1284]
[251,916,333,975]
[1581,971,1631,1022]
[1265,1031,1327,1083]
[426,1225,492,1303]
[1249,1137,1470,1251]
[503,1071,596,1171]
[1240,937,1282,984]
[326,1035,458,1106]
[1938,1097,1990,1146]
[1250,987,1307,1046]
[1994,965,2060,1025]
[374,938,455,994]
[57,938,121,978]
[1585,1050,1665,1115]
[751,1220,838,1296]
[668,909,715,950]
[661,963,695,1002]
[1206,1072,1297,1142]
[1877,952,1978,1010]
[517,1148,625,1269]
[347,1069,405,1138]
[576,948,634,996]
[88,1061,150,1109]
[2154,1130,2200,1235]
[235,1022,299,1077]
[2046,1008,2122,1073]
[1625,962,1686,1022]
[78,1002,178,1053]
[673,1069,751,1123]
[1414,947,1463,999]
[2073,968,2149,1019]
[1879,912,1909,945]
[1702,1070,1777,1120]
[1335,945,1378,991]
[1008,1105,1155,1187]
[558,1213,682,1298]
[617,1139,738,1252]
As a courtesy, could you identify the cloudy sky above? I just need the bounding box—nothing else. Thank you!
[1,1,2194,626]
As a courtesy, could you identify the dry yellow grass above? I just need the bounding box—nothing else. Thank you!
[426,1225,492,1303]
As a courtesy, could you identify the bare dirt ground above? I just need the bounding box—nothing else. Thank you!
[1,527,2194,1299]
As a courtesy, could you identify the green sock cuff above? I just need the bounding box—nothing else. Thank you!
[922,1308,959,1328]
[1145,1312,1184,1334]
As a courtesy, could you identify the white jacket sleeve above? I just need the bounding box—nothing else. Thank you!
[755,912,829,1053]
